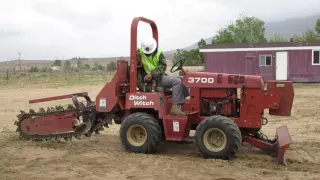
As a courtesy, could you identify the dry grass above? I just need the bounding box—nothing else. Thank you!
[0,71,115,89]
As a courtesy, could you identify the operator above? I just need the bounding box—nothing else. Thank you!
[136,37,188,117]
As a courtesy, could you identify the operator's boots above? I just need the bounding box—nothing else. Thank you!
[170,104,187,117]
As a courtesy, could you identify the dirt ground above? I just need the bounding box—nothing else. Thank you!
[1,83,320,180]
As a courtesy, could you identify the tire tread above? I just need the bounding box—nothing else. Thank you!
[120,112,162,154]
[195,115,242,160]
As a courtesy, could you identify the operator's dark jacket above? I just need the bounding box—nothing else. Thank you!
[136,48,167,91]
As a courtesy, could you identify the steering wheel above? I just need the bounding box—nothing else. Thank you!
[170,57,186,73]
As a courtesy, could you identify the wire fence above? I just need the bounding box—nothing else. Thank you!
[0,69,116,87]
[0,64,205,88]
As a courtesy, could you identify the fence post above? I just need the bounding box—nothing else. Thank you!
[6,69,9,84]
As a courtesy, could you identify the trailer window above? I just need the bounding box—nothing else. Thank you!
[259,55,272,66]
[313,50,320,65]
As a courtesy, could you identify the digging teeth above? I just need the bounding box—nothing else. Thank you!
[55,105,64,111]
[16,114,22,119]
[67,104,75,111]
[74,134,81,140]
[39,108,45,113]
[84,132,91,137]
[29,109,35,114]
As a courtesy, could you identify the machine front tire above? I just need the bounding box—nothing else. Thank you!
[120,112,162,154]
[194,115,242,160]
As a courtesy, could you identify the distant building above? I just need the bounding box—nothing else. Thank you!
[199,42,320,82]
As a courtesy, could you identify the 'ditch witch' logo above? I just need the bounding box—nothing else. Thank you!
[129,95,154,106]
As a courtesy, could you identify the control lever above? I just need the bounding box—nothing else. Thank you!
[143,76,157,92]
[151,80,156,92]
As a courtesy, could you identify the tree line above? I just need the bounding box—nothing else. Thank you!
[28,59,116,73]
[173,14,320,66]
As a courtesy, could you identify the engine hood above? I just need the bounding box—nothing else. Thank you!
[181,72,264,89]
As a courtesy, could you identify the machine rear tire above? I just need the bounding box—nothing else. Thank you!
[194,115,242,160]
[120,112,162,154]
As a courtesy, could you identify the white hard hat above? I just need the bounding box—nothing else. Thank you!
[141,37,157,54]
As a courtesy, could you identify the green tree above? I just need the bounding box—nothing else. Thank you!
[92,62,105,71]
[315,19,320,35]
[291,34,304,42]
[173,49,184,62]
[77,60,83,69]
[197,39,206,65]
[172,49,202,66]
[173,15,266,66]
[211,28,236,44]
[172,49,184,66]
[292,29,318,42]
[63,60,71,72]
[84,64,90,69]
[291,19,320,42]
[211,14,266,44]
[183,49,202,66]
[52,60,62,66]
[28,65,39,72]
[107,61,116,74]
[268,33,288,42]
[172,38,207,66]
[302,29,318,41]
[197,38,206,48]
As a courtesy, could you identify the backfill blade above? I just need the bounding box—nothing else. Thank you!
[276,125,293,166]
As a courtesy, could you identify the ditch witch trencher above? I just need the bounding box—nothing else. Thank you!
[14,17,294,166]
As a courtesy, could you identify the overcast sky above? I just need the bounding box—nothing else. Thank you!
[0,0,319,61]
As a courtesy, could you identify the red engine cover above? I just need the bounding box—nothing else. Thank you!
[181,72,264,89]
